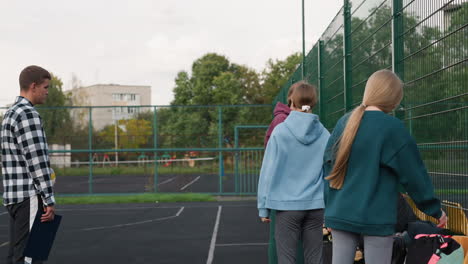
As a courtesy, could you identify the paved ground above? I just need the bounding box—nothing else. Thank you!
[1,172,465,207]
[0,201,269,264]
[47,172,468,210]
[32,172,260,194]
[35,173,468,208]
[53,173,235,193]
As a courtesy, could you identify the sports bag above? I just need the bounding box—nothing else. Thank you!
[406,234,464,264]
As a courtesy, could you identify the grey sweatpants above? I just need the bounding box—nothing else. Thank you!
[331,229,393,264]
[275,209,324,264]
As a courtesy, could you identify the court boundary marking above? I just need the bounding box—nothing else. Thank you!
[206,205,222,264]
[180,176,201,191]
[81,206,185,231]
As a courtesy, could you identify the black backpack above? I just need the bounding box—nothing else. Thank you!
[406,234,464,264]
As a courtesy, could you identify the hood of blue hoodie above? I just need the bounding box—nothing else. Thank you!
[283,111,325,145]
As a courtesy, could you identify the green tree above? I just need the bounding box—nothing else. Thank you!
[191,53,231,105]
[163,52,312,148]
[261,53,301,103]
[97,119,152,151]
[172,71,193,105]
[135,110,154,122]
[37,74,72,144]
[163,53,272,148]
[236,66,263,104]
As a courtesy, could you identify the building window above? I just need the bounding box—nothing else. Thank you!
[112,93,124,101]
[127,107,139,114]
[113,93,137,102]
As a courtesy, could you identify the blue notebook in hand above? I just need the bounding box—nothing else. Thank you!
[23,213,62,261]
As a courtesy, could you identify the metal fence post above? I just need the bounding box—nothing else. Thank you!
[302,0,306,79]
[234,127,239,194]
[392,0,406,121]
[153,106,159,192]
[343,0,353,112]
[318,40,325,123]
[392,0,404,81]
[88,107,93,194]
[218,106,224,194]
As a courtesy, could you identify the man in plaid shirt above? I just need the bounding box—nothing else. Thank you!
[2,65,56,264]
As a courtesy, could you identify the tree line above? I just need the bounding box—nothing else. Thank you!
[36,53,301,157]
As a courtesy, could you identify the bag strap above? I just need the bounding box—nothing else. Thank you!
[414,234,452,239]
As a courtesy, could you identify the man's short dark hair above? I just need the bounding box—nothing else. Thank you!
[19,65,51,91]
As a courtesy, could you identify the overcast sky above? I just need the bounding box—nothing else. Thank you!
[0,0,343,106]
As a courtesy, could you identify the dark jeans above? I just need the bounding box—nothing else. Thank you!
[6,195,44,264]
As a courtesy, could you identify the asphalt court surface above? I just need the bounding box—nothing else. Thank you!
[24,172,465,209]
[0,201,269,264]
[33,173,243,194]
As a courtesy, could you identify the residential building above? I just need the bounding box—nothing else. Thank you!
[68,84,151,130]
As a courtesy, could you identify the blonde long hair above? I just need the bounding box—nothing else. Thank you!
[325,69,403,189]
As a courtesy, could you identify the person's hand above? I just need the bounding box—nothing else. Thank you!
[260,217,271,223]
[437,210,447,228]
[41,205,55,222]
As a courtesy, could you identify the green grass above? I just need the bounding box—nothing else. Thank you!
[54,164,231,176]
[424,159,467,174]
[435,189,468,195]
[56,193,216,204]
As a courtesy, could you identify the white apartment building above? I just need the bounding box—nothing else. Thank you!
[69,84,151,130]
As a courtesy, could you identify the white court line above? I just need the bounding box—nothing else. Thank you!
[0,212,8,216]
[429,172,468,177]
[216,243,268,247]
[81,207,184,231]
[180,176,201,191]
[51,157,216,166]
[206,206,222,264]
[158,177,176,186]
[0,241,9,248]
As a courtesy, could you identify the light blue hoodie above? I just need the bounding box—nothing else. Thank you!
[258,111,330,218]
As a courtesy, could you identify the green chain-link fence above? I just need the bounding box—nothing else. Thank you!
[0,105,272,196]
[274,0,467,233]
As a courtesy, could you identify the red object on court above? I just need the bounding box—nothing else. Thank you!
[163,156,176,167]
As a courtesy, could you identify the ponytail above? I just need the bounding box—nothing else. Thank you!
[326,69,404,189]
[325,105,366,189]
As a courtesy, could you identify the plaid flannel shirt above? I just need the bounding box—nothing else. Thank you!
[1,96,55,206]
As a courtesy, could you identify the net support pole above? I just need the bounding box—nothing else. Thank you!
[302,0,306,79]
[218,107,224,194]
[318,40,325,124]
[234,126,239,194]
[153,106,159,192]
[392,0,406,121]
[343,0,353,112]
[88,107,93,194]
